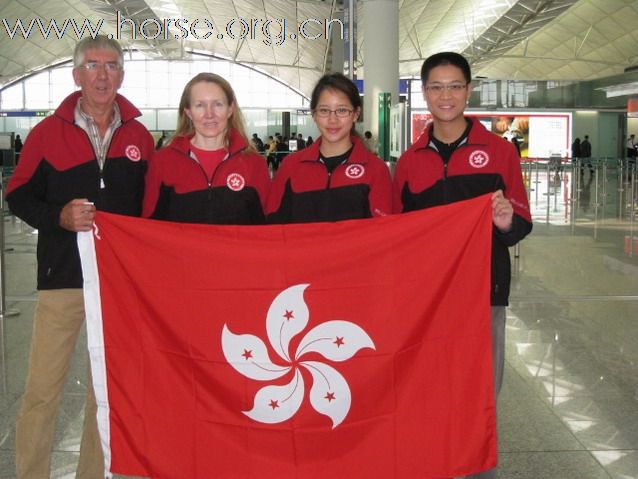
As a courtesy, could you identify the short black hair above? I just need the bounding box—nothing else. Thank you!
[420,52,471,84]
[310,73,361,111]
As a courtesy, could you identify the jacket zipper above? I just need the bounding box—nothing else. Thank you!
[188,152,214,200]
[322,161,347,189]
[101,128,120,189]
[76,122,121,190]
[189,148,239,200]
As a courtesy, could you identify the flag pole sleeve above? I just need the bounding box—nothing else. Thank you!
[78,228,113,479]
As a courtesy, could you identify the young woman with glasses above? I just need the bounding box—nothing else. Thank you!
[266,73,391,223]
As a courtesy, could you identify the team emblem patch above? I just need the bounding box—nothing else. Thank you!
[468,150,490,168]
[125,145,141,162]
[227,173,245,191]
[345,164,365,179]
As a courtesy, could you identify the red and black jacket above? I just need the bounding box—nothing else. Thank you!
[393,118,532,305]
[6,91,154,290]
[142,129,270,225]
[266,135,392,223]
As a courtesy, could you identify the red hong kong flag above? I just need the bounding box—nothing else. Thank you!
[78,194,497,479]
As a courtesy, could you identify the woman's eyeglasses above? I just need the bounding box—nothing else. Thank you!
[313,107,354,118]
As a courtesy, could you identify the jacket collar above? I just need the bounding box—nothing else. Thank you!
[168,128,249,157]
[413,117,490,151]
[54,91,142,124]
[300,135,373,164]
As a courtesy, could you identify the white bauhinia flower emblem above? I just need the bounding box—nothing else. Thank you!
[221,284,375,428]
[226,173,245,191]
[125,144,141,162]
[345,164,365,179]
[469,150,490,168]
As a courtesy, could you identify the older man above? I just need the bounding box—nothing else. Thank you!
[6,35,154,478]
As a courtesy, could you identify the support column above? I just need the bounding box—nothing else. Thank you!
[327,11,344,74]
[362,0,399,140]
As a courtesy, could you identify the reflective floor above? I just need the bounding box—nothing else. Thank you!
[1,160,638,478]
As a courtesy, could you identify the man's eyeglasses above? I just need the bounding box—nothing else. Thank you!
[314,107,354,118]
[82,61,122,72]
[424,83,468,94]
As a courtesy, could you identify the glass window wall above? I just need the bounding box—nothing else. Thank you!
[1,57,309,111]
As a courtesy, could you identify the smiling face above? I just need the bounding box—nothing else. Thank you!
[72,47,124,115]
[313,88,360,154]
[185,81,234,149]
[422,64,472,128]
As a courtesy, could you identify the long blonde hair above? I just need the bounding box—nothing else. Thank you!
[172,72,253,151]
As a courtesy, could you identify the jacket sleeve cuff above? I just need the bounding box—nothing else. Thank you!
[494,214,532,247]
[44,205,65,232]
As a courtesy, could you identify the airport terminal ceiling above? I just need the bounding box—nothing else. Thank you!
[0,0,637,97]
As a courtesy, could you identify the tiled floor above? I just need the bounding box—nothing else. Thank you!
[1,160,638,478]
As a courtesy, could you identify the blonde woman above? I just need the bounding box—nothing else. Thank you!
[143,73,270,224]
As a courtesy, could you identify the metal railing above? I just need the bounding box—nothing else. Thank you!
[521,155,638,254]
[0,168,20,395]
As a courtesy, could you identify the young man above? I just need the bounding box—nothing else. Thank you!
[393,52,532,479]
[6,35,154,478]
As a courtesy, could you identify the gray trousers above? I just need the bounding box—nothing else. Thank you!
[464,306,506,479]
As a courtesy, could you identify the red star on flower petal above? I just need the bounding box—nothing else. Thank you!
[324,392,336,402]
[242,349,253,360]
[283,310,294,320]
[334,337,345,347]
[269,399,279,410]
